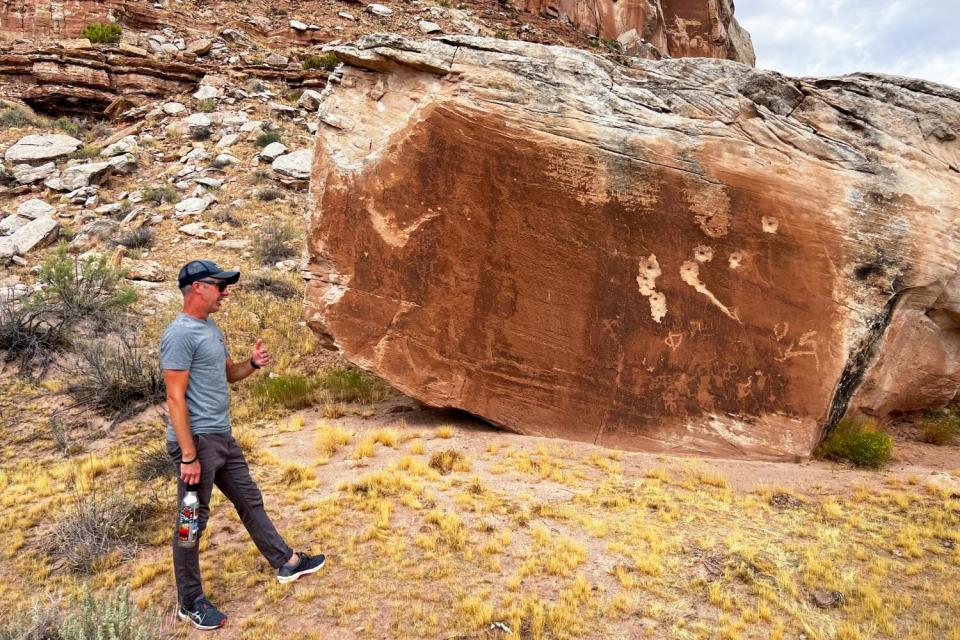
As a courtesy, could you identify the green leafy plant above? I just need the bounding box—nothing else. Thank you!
[493,30,510,40]
[196,97,217,112]
[80,22,122,44]
[317,365,392,404]
[68,145,102,160]
[252,373,318,409]
[141,184,180,204]
[816,416,892,468]
[302,53,339,71]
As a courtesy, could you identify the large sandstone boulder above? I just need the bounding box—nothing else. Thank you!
[305,36,960,460]
[516,0,755,64]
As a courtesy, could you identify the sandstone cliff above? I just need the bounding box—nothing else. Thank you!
[304,35,960,460]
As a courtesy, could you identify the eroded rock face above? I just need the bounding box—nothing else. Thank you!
[516,0,755,64]
[305,35,960,460]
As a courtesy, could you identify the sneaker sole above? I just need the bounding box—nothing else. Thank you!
[277,557,326,584]
[177,609,227,631]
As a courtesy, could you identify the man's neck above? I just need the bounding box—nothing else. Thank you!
[182,303,209,321]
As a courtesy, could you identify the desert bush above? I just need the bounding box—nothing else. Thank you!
[59,587,159,640]
[0,297,70,379]
[113,227,154,249]
[303,53,338,71]
[0,107,37,128]
[257,187,284,202]
[318,365,392,404]
[81,22,122,44]
[252,373,316,409]
[67,145,101,160]
[196,98,217,112]
[49,415,91,457]
[493,30,510,39]
[210,208,240,226]
[132,442,176,481]
[253,219,297,265]
[0,593,63,640]
[53,115,83,136]
[816,416,892,468]
[32,244,136,325]
[246,273,299,299]
[64,334,165,424]
[919,408,960,446]
[429,449,470,474]
[48,485,151,573]
[140,184,180,205]
[253,131,282,148]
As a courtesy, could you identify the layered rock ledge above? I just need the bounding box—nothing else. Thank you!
[305,35,960,460]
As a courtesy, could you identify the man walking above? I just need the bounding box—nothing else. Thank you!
[161,260,325,631]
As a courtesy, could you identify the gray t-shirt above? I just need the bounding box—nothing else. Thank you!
[160,313,231,441]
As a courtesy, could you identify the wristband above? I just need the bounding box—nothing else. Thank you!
[250,357,261,370]
[181,456,198,464]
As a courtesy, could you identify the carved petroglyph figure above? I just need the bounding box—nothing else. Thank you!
[636,254,667,323]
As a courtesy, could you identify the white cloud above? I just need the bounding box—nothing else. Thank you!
[735,0,960,88]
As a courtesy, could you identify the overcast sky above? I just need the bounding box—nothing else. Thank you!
[734,0,960,88]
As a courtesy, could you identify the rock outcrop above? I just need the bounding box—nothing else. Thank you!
[305,35,960,460]
[516,0,755,64]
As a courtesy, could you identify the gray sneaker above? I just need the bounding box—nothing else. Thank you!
[178,596,227,630]
[277,551,326,583]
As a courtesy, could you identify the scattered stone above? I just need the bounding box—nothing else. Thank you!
[16,199,55,219]
[175,197,210,217]
[107,153,138,175]
[0,215,29,235]
[338,11,356,20]
[769,492,803,509]
[240,121,263,133]
[160,43,179,56]
[216,134,239,149]
[101,135,139,157]
[290,19,309,31]
[212,154,240,167]
[52,162,113,192]
[178,222,224,239]
[812,590,844,609]
[274,259,299,272]
[186,113,213,138]
[259,142,289,161]
[194,177,224,189]
[163,102,187,115]
[4,134,82,164]
[95,203,124,216]
[12,162,57,185]
[0,217,60,261]
[265,53,290,67]
[216,239,251,250]
[419,20,443,34]
[269,102,298,118]
[193,85,220,101]
[125,259,167,281]
[307,122,319,134]
[59,38,93,50]
[186,38,213,56]
[69,219,118,252]
[298,89,324,111]
[367,4,394,16]
[271,149,312,181]
[63,186,99,204]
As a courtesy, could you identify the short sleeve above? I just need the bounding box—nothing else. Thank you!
[160,327,195,370]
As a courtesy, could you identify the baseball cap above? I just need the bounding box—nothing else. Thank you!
[177,260,240,289]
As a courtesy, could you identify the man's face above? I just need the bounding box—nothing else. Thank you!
[193,278,230,312]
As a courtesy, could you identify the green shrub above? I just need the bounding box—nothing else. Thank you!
[0,593,62,640]
[60,587,158,640]
[816,416,892,468]
[141,184,180,204]
[0,107,36,128]
[318,365,392,404]
[32,243,136,325]
[253,219,297,265]
[302,53,338,71]
[493,30,510,40]
[252,373,318,409]
[253,131,282,148]
[68,145,102,160]
[919,409,960,446]
[54,115,83,136]
[257,187,285,202]
[196,97,217,112]
[81,22,122,44]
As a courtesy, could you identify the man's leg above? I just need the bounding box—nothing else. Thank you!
[214,435,293,569]
[169,435,222,606]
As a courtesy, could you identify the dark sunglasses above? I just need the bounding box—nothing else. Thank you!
[197,279,229,292]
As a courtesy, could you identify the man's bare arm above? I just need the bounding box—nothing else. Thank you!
[164,369,200,484]
[225,338,271,383]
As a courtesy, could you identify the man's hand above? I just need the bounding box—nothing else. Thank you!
[251,338,271,369]
[180,459,201,484]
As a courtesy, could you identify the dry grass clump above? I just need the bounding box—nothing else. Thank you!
[253,219,297,265]
[435,426,454,439]
[131,442,175,481]
[429,449,470,475]
[314,423,351,462]
[919,409,960,446]
[251,373,317,410]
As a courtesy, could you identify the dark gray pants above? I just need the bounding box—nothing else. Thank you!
[168,433,293,606]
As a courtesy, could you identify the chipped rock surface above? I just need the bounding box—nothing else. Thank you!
[305,35,960,460]
[4,134,81,164]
